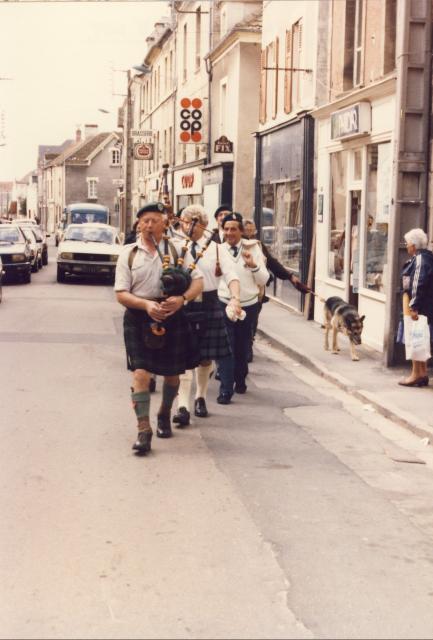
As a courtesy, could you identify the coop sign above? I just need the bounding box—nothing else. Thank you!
[331,102,371,140]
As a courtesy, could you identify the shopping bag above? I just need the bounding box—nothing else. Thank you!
[404,314,431,361]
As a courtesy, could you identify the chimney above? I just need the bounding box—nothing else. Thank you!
[84,124,98,139]
[75,127,82,143]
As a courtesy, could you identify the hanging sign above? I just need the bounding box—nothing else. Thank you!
[133,142,154,160]
[214,135,233,153]
[179,98,203,143]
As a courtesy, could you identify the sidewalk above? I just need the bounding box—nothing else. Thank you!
[257,300,433,442]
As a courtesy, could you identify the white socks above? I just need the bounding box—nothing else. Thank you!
[177,370,193,410]
[195,363,214,399]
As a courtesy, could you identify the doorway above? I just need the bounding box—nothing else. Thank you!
[349,189,361,307]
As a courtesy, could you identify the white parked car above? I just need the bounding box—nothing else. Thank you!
[56,223,122,284]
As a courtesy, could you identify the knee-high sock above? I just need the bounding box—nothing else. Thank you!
[131,390,151,431]
[195,363,213,399]
[176,370,193,411]
[159,381,180,416]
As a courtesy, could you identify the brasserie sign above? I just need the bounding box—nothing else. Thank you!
[331,102,371,140]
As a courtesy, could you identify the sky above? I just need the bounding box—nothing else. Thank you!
[0,0,167,181]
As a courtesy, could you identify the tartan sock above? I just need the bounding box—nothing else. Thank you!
[159,382,179,417]
[177,370,193,411]
[131,390,151,431]
[195,363,213,399]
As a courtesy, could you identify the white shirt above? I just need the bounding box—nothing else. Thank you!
[114,236,202,298]
[188,237,238,292]
[217,240,269,307]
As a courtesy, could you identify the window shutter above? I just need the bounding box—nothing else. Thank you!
[284,29,292,114]
[259,48,267,124]
[273,36,279,119]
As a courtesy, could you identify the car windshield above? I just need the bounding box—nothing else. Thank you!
[0,228,21,243]
[70,211,108,224]
[64,227,114,244]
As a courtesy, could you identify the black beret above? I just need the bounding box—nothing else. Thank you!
[136,202,165,218]
[222,211,243,228]
[214,203,232,219]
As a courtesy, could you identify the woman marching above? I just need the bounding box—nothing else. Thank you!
[172,204,242,425]
[114,202,204,454]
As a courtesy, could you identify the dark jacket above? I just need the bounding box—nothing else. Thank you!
[401,248,433,323]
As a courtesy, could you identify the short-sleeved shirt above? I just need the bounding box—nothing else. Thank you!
[114,236,202,298]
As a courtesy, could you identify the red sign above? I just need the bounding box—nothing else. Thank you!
[181,174,195,189]
[179,97,203,143]
[134,142,153,160]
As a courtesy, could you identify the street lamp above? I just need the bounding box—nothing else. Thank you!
[132,63,151,75]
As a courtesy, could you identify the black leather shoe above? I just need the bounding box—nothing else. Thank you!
[173,406,190,428]
[132,430,152,454]
[217,393,232,405]
[194,397,208,417]
[157,414,173,438]
[234,383,247,394]
[149,377,156,393]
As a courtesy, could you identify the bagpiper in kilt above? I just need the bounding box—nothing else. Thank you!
[172,204,242,427]
[114,202,204,455]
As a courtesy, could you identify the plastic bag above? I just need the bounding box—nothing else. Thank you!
[404,314,431,361]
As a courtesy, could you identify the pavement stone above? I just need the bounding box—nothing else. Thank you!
[257,300,433,442]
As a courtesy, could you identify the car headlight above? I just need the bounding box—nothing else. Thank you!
[60,252,73,260]
[110,255,119,262]
[12,254,26,262]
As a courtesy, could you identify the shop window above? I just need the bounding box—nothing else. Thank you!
[329,150,349,281]
[364,142,390,293]
[343,0,364,90]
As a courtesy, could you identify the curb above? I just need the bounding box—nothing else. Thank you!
[257,327,433,443]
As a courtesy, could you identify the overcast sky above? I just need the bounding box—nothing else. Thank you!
[0,0,167,181]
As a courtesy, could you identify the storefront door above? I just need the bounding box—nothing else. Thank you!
[349,189,361,307]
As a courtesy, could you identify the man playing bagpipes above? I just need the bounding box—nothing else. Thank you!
[171,204,242,426]
[114,202,204,455]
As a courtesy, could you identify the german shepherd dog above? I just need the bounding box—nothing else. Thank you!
[324,296,365,361]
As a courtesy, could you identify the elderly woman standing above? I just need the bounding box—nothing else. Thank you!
[399,228,433,386]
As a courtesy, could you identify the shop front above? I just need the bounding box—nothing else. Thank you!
[201,162,233,218]
[254,115,314,312]
[313,90,395,351]
[173,163,204,211]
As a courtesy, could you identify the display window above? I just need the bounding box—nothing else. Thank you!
[328,150,349,282]
[260,179,302,308]
[363,142,390,293]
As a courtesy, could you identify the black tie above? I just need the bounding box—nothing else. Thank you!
[230,246,238,257]
[191,241,198,259]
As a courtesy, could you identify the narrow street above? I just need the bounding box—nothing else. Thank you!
[1,241,433,640]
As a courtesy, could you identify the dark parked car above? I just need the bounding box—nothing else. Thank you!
[16,221,48,265]
[0,225,32,283]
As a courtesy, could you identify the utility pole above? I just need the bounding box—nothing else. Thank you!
[125,69,133,234]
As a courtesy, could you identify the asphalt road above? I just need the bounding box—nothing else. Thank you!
[1,243,433,639]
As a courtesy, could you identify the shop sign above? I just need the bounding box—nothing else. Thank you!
[179,98,203,143]
[131,129,153,139]
[214,135,233,153]
[174,167,202,194]
[133,142,154,160]
[331,102,371,140]
[112,178,124,187]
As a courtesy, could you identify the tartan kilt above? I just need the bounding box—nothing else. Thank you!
[198,291,232,361]
[123,308,201,375]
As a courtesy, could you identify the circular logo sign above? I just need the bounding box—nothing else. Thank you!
[134,142,153,160]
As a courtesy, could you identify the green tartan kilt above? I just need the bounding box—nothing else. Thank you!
[123,308,201,375]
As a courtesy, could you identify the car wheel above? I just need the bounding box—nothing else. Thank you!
[38,256,43,269]
[23,270,31,284]
[0,285,2,303]
[55,237,59,247]
[57,266,66,283]
[42,250,48,266]
[31,260,39,273]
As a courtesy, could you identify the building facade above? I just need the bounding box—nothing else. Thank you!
[254,0,318,312]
